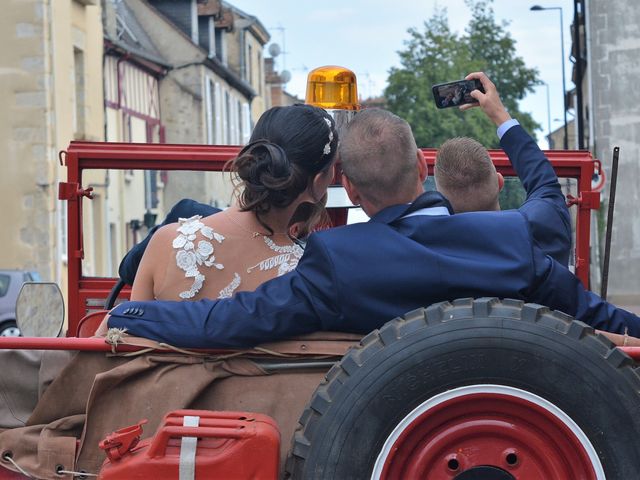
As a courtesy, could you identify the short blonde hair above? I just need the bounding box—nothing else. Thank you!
[434,137,500,213]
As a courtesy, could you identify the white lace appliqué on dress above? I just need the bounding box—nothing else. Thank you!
[218,272,241,299]
[173,215,225,299]
[173,216,304,300]
[247,237,304,276]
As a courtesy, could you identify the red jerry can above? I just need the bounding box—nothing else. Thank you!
[98,410,280,479]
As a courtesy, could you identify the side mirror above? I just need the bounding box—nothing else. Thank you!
[16,282,64,337]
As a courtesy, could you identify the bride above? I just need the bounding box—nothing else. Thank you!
[130,104,338,302]
[0,104,338,431]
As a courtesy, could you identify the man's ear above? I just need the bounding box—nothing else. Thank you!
[417,149,428,183]
[342,174,361,206]
[497,172,505,191]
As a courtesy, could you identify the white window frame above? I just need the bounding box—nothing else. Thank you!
[205,78,215,144]
[214,82,222,143]
[58,199,68,263]
[190,0,198,43]
[242,103,251,144]
[208,17,216,58]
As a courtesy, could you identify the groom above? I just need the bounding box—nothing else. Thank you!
[106,72,640,348]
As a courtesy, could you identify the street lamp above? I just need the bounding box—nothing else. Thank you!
[541,82,552,149]
[530,5,568,149]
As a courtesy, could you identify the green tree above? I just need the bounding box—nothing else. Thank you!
[385,0,540,149]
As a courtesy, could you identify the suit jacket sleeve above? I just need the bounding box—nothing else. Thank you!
[118,199,220,285]
[108,233,343,348]
[527,246,640,337]
[501,125,572,265]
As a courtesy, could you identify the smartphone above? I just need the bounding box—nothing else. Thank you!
[432,79,484,109]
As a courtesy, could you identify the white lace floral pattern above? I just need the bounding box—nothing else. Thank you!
[219,272,241,299]
[172,216,303,300]
[247,237,304,276]
[173,216,224,299]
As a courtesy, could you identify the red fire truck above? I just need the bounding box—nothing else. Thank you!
[1,67,639,479]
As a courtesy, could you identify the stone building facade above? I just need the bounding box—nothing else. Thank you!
[125,0,269,210]
[0,0,104,295]
[582,0,640,303]
[88,0,170,277]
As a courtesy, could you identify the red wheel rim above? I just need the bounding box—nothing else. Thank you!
[373,385,602,480]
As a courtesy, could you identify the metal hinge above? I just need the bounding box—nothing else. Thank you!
[566,191,600,210]
[58,182,94,201]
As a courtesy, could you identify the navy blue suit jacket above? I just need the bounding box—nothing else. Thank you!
[109,191,640,348]
[506,125,571,265]
[118,199,220,285]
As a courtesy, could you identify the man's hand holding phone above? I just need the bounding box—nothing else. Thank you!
[459,72,511,126]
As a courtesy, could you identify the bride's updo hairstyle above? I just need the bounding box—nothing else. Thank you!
[229,104,338,233]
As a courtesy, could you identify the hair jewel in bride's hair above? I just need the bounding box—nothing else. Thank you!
[323,117,334,156]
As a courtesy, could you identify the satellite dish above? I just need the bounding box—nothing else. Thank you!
[281,70,291,83]
[268,43,281,57]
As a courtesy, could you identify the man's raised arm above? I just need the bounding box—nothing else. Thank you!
[465,72,572,265]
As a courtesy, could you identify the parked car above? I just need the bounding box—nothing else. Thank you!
[0,270,41,336]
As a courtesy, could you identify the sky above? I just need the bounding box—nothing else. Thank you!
[231,0,577,149]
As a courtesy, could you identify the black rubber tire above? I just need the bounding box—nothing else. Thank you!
[286,298,640,479]
[0,320,20,337]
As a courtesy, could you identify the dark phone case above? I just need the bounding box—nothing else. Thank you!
[432,79,484,109]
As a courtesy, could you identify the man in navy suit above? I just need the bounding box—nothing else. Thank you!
[106,72,640,348]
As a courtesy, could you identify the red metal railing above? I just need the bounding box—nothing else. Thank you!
[0,337,637,361]
[58,142,599,338]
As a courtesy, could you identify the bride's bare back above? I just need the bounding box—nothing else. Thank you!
[131,209,302,301]
[131,104,339,301]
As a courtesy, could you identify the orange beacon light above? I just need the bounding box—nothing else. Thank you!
[305,65,360,111]
[305,66,361,225]
[305,66,360,134]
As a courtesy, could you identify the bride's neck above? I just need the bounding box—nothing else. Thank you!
[228,203,300,236]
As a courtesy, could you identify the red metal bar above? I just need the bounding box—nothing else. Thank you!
[1,337,637,362]
[64,142,592,174]
[0,336,225,354]
[0,337,141,352]
[66,148,82,335]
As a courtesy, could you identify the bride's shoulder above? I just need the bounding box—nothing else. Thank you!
[147,215,212,250]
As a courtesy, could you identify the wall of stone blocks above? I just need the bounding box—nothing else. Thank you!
[588,0,640,303]
[0,0,54,280]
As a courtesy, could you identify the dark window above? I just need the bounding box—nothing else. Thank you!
[214,29,227,65]
[145,170,159,209]
[0,274,10,297]
[198,16,210,53]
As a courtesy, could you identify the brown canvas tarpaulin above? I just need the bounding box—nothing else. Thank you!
[0,414,84,478]
[0,350,74,430]
[0,333,361,479]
